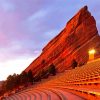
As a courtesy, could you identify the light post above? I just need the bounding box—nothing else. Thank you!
[88,49,96,61]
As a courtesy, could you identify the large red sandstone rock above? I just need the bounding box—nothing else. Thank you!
[25,6,100,74]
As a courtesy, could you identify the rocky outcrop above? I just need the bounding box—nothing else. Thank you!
[25,6,100,74]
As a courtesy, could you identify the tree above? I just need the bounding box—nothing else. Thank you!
[6,75,14,91]
[72,59,78,69]
[40,69,49,79]
[13,74,21,87]
[48,64,56,75]
[0,81,6,96]
[27,70,33,83]
[20,71,28,85]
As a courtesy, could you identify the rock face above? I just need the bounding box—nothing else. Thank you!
[25,6,100,74]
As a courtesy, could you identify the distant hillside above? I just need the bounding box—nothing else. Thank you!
[0,81,3,90]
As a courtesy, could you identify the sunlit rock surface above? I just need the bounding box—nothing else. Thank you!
[25,6,100,74]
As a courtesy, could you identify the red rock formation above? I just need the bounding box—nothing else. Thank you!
[25,6,100,74]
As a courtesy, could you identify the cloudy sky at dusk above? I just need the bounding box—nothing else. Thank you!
[0,0,100,80]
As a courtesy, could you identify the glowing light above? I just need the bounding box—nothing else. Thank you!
[88,49,96,61]
[88,49,96,54]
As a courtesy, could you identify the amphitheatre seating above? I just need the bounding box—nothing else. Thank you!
[4,58,100,100]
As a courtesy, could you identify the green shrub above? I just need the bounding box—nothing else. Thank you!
[48,64,56,75]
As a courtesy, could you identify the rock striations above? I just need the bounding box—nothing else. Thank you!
[25,6,100,74]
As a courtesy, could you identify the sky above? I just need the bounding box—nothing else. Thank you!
[0,0,100,80]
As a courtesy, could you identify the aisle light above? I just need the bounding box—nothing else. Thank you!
[88,49,96,61]
[88,49,96,54]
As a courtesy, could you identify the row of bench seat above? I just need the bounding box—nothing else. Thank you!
[4,59,100,100]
